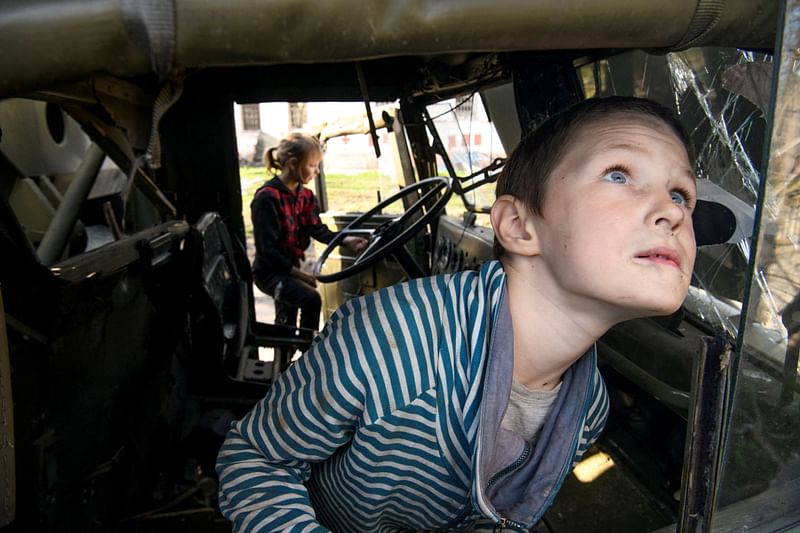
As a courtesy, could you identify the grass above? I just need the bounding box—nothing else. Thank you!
[239,166,476,243]
[239,167,397,241]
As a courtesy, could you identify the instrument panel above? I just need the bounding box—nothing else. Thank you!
[432,214,494,275]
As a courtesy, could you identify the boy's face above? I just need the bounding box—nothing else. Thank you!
[532,114,697,319]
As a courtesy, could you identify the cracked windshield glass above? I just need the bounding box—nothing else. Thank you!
[581,47,798,518]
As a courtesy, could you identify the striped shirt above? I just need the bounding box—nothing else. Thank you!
[216,261,608,531]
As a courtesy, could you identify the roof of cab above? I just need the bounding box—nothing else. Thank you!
[0,0,778,97]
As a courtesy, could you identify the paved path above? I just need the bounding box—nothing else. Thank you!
[253,285,276,323]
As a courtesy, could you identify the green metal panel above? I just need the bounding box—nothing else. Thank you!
[0,288,16,527]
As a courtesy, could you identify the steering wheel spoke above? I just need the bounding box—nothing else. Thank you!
[354,235,384,265]
[314,177,452,283]
[339,227,375,239]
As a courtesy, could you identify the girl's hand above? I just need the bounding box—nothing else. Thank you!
[342,236,369,253]
[300,271,318,287]
[292,267,318,287]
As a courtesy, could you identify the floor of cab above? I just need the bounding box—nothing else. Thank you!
[544,366,682,533]
[544,439,676,533]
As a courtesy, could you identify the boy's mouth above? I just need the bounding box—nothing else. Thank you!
[634,247,681,269]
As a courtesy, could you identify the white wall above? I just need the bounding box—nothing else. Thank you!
[233,100,502,172]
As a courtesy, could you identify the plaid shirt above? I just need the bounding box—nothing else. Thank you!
[251,177,335,282]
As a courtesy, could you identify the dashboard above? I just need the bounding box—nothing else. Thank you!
[432,215,494,275]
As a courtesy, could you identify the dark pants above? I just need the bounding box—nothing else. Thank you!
[255,274,321,331]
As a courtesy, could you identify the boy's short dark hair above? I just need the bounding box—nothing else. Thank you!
[494,96,694,257]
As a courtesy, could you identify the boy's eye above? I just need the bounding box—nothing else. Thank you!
[603,170,628,184]
[670,189,691,207]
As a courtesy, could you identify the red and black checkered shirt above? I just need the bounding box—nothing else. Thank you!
[251,177,335,283]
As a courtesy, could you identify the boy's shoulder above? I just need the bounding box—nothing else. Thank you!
[327,260,505,325]
[374,260,503,300]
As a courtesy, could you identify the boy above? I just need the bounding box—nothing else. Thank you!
[216,96,725,531]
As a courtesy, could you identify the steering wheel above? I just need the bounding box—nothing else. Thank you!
[314,177,452,283]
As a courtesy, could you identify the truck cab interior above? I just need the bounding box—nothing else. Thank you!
[0,1,798,532]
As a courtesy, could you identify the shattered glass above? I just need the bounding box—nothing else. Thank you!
[582,48,766,340]
[713,10,800,525]
[582,46,799,526]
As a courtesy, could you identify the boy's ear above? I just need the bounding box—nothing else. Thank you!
[490,195,540,256]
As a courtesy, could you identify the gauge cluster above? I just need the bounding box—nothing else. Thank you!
[432,215,494,275]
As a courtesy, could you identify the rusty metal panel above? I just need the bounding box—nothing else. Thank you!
[0,288,16,527]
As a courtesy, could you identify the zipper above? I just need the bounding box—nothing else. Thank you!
[485,441,531,493]
[493,516,529,531]
[485,442,532,532]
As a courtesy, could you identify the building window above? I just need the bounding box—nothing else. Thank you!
[289,103,307,129]
[241,104,261,131]
[455,95,474,120]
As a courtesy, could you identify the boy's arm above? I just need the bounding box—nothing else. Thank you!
[215,316,367,532]
[216,428,327,532]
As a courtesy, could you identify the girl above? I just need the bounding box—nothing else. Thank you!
[250,132,367,330]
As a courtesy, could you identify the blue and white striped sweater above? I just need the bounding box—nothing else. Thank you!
[216,260,607,531]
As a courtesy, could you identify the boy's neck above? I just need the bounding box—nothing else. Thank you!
[501,255,622,390]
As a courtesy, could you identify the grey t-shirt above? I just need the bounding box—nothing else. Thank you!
[500,380,562,443]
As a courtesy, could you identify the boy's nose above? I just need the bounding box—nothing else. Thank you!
[650,192,688,235]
